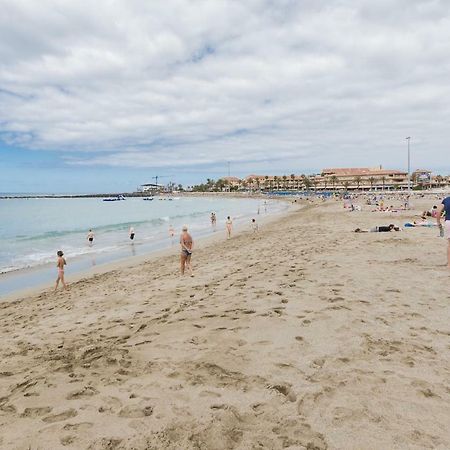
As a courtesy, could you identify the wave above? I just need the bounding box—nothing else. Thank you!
[13,213,210,242]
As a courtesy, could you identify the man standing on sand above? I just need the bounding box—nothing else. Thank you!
[180,225,194,276]
[436,196,450,268]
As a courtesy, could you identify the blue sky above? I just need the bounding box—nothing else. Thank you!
[1,0,449,193]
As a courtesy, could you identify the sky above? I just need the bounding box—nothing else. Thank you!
[1,0,449,193]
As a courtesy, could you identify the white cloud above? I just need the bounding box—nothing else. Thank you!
[1,0,450,175]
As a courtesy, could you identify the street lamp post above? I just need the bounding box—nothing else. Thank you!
[406,136,411,208]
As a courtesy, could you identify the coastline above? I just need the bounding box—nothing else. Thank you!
[1,198,449,449]
[1,199,296,303]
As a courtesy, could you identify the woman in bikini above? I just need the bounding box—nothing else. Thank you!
[180,225,194,276]
[226,216,233,239]
[55,250,68,291]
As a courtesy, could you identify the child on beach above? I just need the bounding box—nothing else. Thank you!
[55,250,67,291]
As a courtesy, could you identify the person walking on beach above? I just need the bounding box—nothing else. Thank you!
[251,218,259,233]
[129,226,135,241]
[180,225,193,276]
[226,216,233,239]
[436,196,450,268]
[55,250,67,291]
[87,229,94,246]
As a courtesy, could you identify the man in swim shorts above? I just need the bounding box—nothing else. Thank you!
[436,196,450,268]
[87,229,94,246]
[180,225,194,276]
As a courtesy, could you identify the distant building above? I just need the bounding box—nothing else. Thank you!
[413,169,432,187]
[207,166,445,192]
[138,183,161,193]
[221,176,241,188]
[318,167,408,190]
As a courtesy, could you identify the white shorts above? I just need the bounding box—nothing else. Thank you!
[445,221,450,239]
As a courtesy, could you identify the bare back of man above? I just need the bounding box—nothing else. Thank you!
[180,226,194,276]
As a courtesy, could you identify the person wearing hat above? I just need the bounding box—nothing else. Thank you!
[180,225,194,276]
[55,250,68,291]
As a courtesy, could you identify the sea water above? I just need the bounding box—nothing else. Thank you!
[0,196,285,296]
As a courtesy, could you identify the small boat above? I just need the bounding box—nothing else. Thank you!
[143,197,154,201]
[103,195,126,202]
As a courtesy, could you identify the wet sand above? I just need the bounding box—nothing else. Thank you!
[0,199,449,449]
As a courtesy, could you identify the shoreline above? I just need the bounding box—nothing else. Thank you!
[1,200,298,303]
[1,197,448,449]
[2,189,449,200]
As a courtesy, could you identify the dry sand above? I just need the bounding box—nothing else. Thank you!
[0,198,449,450]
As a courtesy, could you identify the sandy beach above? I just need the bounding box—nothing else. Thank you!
[1,198,449,449]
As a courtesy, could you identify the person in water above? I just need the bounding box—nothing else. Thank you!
[210,212,217,230]
[55,250,68,291]
[168,224,175,244]
[180,225,194,276]
[226,216,233,239]
[87,229,94,246]
[129,227,135,241]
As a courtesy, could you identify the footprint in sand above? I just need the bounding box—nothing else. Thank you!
[20,406,52,418]
[199,390,222,398]
[118,405,153,418]
[63,422,94,431]
[66,386,99,400]
[60,435,76,446]
[42,408,77,423]
[268,383,297,402]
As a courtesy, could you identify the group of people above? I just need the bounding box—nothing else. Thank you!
[353,196,450,268]
[55,213,261,290]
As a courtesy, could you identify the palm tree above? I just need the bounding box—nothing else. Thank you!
[354,176,362,190]
[274,175,279,190]
[369,177,376,191]
[303,177,312,192]
[381,176,386,191]
[436,175,443,187]
[343,181,349,192]
[282,175,287,190]
[264,175,269,191]
[331,175,338,191]
[290,174,295,191]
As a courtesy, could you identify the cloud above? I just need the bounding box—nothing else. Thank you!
[1,0,450,175]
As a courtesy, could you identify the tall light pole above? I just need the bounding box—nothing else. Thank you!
[406,136,411,208]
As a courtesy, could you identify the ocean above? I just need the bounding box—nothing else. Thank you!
[0,196,285,296]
